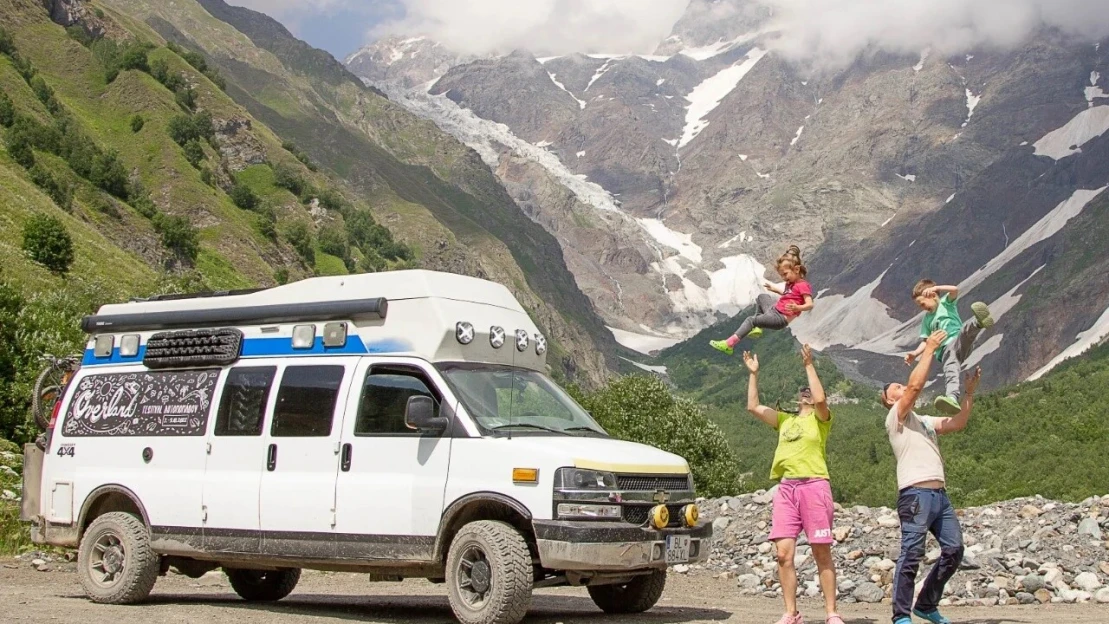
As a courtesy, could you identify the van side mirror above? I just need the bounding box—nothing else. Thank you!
[405,395,448,434]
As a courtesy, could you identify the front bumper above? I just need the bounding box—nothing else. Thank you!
[533,520,712,571]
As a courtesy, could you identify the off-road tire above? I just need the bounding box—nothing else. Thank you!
[77,512,160,604]
[446,520,534,624]
[587,569,667,614]
[225,568,301,601]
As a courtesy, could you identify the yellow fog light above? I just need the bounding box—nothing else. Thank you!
[650,504,669,530]
[682,504,699,527]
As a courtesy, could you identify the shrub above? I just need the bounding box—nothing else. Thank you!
[284,220,315,264]
[0,90,13,127]
[153,212,199,263]
[29,75,59,113]
[273,163,306,197]
[130,114,144,133]
[167,111,213,146]
[6,133,35,168]
[318,222,350,262]
[22,213,75,274]
[28,165,73,211]
[183,139,205,168]
[257,207,277,241]
[273,267,289,285]
[229,182,259,211]
[317,187,349,215]
[88,149,129,198]
[130,192,157,219]
[574,376,742,497]
[175,85,196,111]
[0,27,14,56]
[199,167,214,187]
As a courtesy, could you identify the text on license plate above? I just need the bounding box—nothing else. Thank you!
[665,535,690,564]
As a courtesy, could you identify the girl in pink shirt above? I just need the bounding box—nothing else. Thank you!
[711,246,815,355]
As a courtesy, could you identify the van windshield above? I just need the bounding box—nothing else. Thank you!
[436,363,607,437]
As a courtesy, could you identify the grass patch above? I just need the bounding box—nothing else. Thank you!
[313,251,348,276]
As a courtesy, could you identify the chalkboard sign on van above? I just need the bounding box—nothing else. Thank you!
[62,370,218,437]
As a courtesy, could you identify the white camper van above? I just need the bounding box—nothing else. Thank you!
[21,270,710,624]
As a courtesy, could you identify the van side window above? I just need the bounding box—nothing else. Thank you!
[356,369,438,436]
[271,365,344,437]
[215,367,276,436]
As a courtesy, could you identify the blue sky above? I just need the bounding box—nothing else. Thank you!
[230,1,402,60]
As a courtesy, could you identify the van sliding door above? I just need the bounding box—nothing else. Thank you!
[257,357,357,558]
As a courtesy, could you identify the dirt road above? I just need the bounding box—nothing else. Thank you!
[1,566,1106,624]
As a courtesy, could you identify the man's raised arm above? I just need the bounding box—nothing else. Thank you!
[895,329,947,423]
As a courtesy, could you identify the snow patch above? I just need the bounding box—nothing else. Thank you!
[1086,71,1107,107]
[962,89,981,127]
[963,334,1002,368]
[881,216,894,227]
[657,78,666,86]
[586,58,617,91]
[959,187,1107,295]
[756,171,771,179]
[536,56,560,64]
[621,357,668,375]
[678,33,757,60]
[1028,303,1109,380]
[548,72,587,109]
[791,125,805,146]
[897,174,917,182]
[678,48,767,148]
[576,151,586,158]
[913,49,930,72]
[738,154,749,161]
[1033,106,1109,159]
[608,327,681,355]
[946,193,956,204]
[662,138,679,147]
[638,219,702,263]
[790,272,900,350]
[536,140,553,148]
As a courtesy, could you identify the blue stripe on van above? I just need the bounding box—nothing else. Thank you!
[80,335,412,366]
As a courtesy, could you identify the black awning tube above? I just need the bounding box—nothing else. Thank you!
[80,297,388,334]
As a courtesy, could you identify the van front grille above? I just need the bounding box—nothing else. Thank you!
[616,474,690,491]
[622,504,685,528]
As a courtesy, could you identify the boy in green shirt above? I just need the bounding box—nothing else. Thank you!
[905,279,994,415]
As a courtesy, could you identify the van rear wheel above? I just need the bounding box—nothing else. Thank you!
[587,569,667,613]
[77,512,160,604]
[225,568,301,601]
[446,520,533,624]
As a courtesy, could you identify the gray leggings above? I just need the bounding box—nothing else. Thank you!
[940,318,983,400]
[734,294,790,340]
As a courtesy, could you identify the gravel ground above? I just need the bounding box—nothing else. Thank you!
[1,566,1106,624]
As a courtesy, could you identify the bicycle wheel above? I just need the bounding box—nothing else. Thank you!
[32,365,68,430]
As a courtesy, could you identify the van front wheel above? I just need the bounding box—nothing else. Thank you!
[587,569,667,613]
[77,512,160,604]
[225,568,301,601]
[446,520,533,624]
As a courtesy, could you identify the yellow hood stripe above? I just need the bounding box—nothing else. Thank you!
[574,459,689,474]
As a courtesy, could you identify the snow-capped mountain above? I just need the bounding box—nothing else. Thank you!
[347,0,1109,387]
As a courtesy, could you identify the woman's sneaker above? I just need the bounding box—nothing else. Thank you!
[934,394,961,415]
[971,301,994,329]
[773,613,804,624]
[826,615,846,624]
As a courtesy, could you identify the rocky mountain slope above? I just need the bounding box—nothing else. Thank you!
[346,0,1109,388]
[0,0,617,386]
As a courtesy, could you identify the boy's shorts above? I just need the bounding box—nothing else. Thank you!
[769,478,835,544]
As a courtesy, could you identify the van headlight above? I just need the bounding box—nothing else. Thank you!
[556,503,621,520]
[553,467,617,490]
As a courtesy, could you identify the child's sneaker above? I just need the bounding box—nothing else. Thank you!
[893,618,912,624]
[749,327,763,339]
[934,395,961,415]
[971,301,994,329]
[709,340,734,356]
[912,607,952,624]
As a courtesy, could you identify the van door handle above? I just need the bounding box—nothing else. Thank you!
[266,444,277,471]
[341,443,352,472]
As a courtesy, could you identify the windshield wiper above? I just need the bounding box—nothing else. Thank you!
[562,426,607,436]
[489,423,571,435]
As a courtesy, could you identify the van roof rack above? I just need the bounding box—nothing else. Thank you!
[129,288,268,303]
[82,297,388,334]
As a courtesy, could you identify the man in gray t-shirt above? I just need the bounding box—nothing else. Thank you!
[880,329,982,624]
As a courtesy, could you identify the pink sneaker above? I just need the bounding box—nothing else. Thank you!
[826,615,846,624]
[774,613,804,624]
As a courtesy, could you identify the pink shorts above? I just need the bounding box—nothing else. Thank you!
[769,478,835,544]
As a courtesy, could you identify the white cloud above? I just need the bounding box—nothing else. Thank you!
[374,0,690,56]
[758,0,1109,71]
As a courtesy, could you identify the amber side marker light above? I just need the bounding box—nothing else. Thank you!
[513,468,539,483]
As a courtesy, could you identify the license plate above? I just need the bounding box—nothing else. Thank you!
[665,535,690,564]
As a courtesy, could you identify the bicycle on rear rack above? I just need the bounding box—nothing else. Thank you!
[32,353,82,448]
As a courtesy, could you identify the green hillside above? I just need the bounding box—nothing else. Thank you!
[0,0,616,396]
